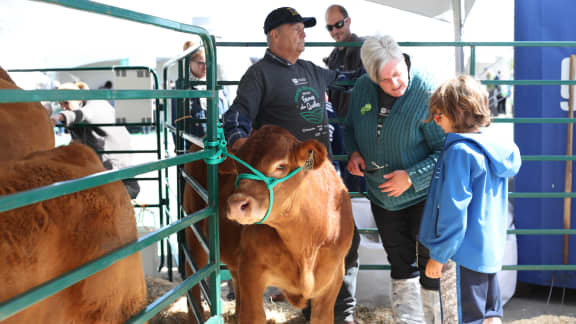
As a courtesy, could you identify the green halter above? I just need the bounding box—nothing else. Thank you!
[227,153,302,224]
[202,126,311,225]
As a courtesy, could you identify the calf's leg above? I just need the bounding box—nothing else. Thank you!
[310,262,345,324]
[236,264,267,324]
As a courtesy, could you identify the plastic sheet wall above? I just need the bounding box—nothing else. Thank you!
[514,0,576,288]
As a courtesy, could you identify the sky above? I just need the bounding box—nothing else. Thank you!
[0,0,514,86]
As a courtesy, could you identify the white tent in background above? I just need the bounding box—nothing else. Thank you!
[365,0,477,73]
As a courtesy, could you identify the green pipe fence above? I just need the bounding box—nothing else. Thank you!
[8,65,165,210]
[0,0,223,323]
[215,40,576,274]
[2,4,576,322]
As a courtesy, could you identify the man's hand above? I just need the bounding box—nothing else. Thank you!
[425,258,444,279]
[231,137,247,152]
[378,170,412,197]
[346,151,366,176]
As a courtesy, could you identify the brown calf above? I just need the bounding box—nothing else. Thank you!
[226,125,354,324]
[0,66,54,161]
[0,143,147,323]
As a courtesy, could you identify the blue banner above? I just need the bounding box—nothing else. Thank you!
[515,0,576,288]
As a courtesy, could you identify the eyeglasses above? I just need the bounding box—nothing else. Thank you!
[192,61,206,67]
[326,17,347,32]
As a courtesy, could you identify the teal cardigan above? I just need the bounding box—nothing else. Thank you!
[343,69,446,211]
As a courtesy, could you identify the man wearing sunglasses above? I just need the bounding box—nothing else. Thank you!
[324,4,364,119]
[323,5,365,193]
[323,11,364,322]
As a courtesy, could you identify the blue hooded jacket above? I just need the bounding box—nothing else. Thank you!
[418,132,521,273]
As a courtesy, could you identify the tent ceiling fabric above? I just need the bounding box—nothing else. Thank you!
[364,0,476,22]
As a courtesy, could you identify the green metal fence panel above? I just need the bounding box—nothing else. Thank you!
[0,0,224,322]
[0,208,212,321]
[3,6,576,321]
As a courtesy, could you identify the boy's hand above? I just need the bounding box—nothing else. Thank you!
[425,259,444,279]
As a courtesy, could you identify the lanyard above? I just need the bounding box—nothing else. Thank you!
[376,106,391,137]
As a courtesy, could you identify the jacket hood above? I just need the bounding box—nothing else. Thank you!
[444,132,521,178]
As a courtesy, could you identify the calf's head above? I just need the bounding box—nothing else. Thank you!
[226,125,326,225]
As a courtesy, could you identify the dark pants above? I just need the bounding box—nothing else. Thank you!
[370,200,439,290]
[303,225,361,323]
[441,262,502,324]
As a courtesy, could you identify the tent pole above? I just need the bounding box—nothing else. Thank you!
[452,0,465,74]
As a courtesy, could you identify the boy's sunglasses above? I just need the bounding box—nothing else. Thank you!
[326,17,347,32]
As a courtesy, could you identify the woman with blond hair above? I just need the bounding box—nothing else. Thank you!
[51,81,140,199]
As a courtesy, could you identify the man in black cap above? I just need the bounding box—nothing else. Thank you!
[223,6,333,151]
[222,6,360,324]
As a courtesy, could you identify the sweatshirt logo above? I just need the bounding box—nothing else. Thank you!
[295,86,324,124]
[291,77,308,86]
[361,103,372,115]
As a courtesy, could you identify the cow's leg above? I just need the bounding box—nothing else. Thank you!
[228,268,242,321]
[185,226,209,323]
[310,262,345,324]
[236,263,267,324]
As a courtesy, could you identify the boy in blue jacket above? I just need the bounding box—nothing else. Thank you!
[418,75,521,324]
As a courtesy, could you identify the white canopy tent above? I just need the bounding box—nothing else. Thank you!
[365,0,477,73]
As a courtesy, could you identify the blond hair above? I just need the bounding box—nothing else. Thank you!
[428,75,492,132]
[183,40,204,61]
[58,81,89,90]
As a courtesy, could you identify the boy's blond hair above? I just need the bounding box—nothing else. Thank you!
[427,75,492,132]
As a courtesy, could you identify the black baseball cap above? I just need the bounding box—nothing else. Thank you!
[263,7,316,34]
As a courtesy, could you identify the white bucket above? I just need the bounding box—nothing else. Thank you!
[137,226,159,277]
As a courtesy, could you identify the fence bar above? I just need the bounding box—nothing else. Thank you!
[0,150,211,213]
[126,263,218,324]
[0,89,214,103]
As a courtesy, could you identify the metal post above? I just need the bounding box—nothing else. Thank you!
[452,0,465,74]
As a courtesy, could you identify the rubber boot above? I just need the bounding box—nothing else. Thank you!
[390,277,425,324]
[421,287,441,324]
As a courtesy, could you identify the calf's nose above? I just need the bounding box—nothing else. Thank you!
[227,194,253,220]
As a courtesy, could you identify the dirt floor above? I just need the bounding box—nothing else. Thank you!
[146,276,576,324]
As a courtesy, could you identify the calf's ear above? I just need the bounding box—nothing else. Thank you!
[294,140,327,171]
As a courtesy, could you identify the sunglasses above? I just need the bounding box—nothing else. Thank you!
[326,17,347,32]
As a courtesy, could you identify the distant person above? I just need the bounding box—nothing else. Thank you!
[324,4,366,193]
[484,70,498,116]
[343,35,445,324]
[324,4,364,118]
[99,80,115,106]
[99,80,113,89]
[51,81,140,199]
[171,41,229,152]
[495,70,507,115]
[419,75,521,324]
[222,6,360,324]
